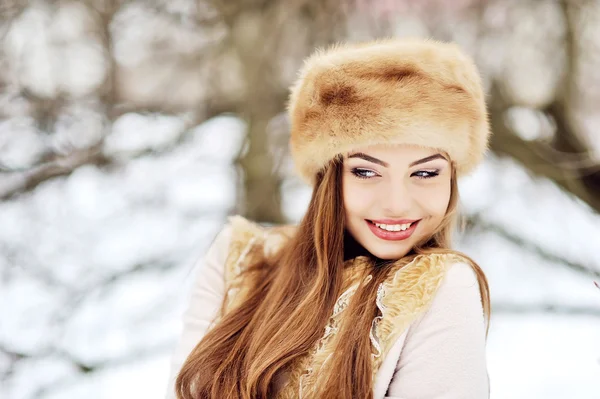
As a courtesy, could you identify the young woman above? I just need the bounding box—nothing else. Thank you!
[166,38,492,399]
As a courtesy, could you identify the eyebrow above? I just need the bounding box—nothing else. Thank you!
[347,152,447,167]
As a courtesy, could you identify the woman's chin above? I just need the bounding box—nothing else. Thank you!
[362,242,411,261]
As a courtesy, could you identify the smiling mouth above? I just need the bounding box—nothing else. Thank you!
[365,219,420,241]
[366,219,419,232]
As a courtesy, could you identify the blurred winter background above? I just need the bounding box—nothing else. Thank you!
[1,0,599,398]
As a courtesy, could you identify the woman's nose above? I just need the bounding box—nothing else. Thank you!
[379,181,415,216]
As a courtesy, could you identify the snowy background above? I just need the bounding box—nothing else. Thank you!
[1,1,599,398]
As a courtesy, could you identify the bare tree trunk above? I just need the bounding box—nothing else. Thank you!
[222,5,289,224]
[236,79,287,223]
[218,0,348,223]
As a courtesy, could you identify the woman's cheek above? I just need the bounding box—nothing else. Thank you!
[344,183,374,213]
[421,184,451,215]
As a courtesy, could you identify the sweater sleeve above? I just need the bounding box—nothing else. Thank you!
[164,223,233,399]
[385,261,490,399]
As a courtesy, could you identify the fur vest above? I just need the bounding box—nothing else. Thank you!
[216,215,471,398]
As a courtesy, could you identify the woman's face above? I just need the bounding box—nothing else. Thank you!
[342,143,452,260]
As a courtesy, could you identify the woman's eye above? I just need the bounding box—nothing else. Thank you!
[412,170,440,179]
[351,168,377,179]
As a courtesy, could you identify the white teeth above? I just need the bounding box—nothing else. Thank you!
[374,222,412,231]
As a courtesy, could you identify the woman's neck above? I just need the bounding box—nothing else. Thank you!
[343,229,393,267]
[343,229,373,261]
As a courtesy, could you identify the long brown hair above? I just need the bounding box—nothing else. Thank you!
[175,154,491,399]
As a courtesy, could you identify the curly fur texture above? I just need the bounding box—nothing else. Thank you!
[287,38,491,185]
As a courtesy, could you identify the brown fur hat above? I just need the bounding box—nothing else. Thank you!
[287,38,491,185]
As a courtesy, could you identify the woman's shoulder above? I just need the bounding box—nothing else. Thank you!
[427,256,484,322]
[390,252,478,288]
[209,215,297,312]
[431,255,484,310]
[382,252,474,289]
[222,214,298,256]
[406,254,486,330]
[361,252,483,366]
[440,257,480,290]
[210,215,297,283]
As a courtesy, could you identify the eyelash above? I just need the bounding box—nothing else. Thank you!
[350,168,440,180]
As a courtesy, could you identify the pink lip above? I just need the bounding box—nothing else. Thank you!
[369,218,420,224]
[366,219,420,241]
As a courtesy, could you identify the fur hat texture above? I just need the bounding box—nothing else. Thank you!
[287,38,491,185]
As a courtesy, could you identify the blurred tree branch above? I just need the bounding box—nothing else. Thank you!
[467,214,600,279]
[1,256,181,392]
[489,0,600,214]
[1,340,174,399]
[489,85,600,214]
[0,145,109,200]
